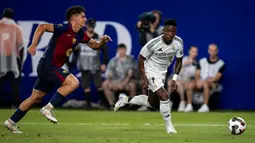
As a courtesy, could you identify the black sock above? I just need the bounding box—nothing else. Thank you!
[85,92,91,107]
[10,108,28,123]
[49,92,66,108]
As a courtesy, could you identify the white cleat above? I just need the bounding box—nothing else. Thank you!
[198,104,210,113]
[177,101,186,112]
[184,104,193,112]
[114,93,128,112]
[4,120,23,133]
[40,107,58,123]
[166,124,177,134]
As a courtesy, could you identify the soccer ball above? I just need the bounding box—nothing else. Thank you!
[228,117,246,135]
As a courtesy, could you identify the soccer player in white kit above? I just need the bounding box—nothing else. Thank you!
[114,19,183,134]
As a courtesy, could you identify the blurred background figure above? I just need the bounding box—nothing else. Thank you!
[167,46,198,111]
[184,44,225,113]
[76,18,109,109]
[136,10,163,47]
[102,44,136,109]
[0,8,25,108]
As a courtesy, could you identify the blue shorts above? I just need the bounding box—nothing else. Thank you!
[33,59,70,93]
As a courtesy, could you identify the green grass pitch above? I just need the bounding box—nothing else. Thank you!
[0,109,254,143]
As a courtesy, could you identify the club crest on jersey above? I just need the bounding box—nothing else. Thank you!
[172,45,176,50]
[66,48,73,57]
[72,38,77,44]
[63,69,68,74]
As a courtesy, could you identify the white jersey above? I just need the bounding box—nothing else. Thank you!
[140,35,184,78]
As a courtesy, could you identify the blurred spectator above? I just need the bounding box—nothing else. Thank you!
[76,18,109,109]
[167,46,198,111]
[0,8,25,108]
[102,44,136,109]
[137,10,163,47]
[184,44,225,113]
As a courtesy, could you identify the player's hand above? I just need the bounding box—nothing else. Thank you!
[27,45,36,56]
[171,80,178,92]
[142,76,149,89]
[101,35,112,43]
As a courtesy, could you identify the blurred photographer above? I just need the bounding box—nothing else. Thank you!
[137,10,163,47]
[76,18,109,109]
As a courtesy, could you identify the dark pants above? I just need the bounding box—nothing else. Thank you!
[0,72,20,107]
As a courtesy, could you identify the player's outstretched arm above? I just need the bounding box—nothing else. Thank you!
[28,24,54,55]
[87,35,112,50]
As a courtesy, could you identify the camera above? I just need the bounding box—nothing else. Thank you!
[138,12,156,32]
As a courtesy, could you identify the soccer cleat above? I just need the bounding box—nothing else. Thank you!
[114,93,128,112]
[184,104,193,112]
[198,104,210,113]
[166,124,177,134]
[4,120,23,133]
[40,107,58,123]
[177,101,186,112]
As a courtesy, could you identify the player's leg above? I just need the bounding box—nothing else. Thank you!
[114,81,152,112]
[198,81,211,112]
[81,71,92,109]
[154,86,177,134]
[4,78,48,133]
[41,68,79,122]
[43,73,79,109]
[114,76,158,111]
[184,81,196,112]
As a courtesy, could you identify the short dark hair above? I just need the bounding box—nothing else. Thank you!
[66,6,85,21]
[164,18,177,27]
[117,43,127,49]
[87,18,96,27]
[189,46,198,51]
[2,8,14,19]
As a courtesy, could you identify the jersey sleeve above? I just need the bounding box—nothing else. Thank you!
[218,64,225,73]
[53,24,68,34]
[176,42,184,58]
[139,39,155,58]
[81,31,91,43]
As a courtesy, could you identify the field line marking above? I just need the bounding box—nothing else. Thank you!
[19,122,228,127]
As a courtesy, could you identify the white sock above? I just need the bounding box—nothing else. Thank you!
[128,95,152,107]
[160,99,171,126]
[44,103,54,110]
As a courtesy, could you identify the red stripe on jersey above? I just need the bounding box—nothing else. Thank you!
[54,70,65,82]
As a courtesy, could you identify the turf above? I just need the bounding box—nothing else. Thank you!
[0,109,254,143]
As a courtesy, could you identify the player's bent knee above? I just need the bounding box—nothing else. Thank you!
[72,79,79,89]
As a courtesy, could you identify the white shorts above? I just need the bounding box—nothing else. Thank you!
[146,73,165,93]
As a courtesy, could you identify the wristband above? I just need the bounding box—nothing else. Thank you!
[172,74,178,81]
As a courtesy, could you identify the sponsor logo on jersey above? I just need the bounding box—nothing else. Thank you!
[66,48,73,57]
